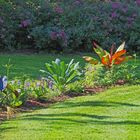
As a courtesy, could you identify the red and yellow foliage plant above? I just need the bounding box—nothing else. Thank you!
[83,41,131,68]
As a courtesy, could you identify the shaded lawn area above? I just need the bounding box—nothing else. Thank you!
[0,53,140,79]
[0,85,140,140]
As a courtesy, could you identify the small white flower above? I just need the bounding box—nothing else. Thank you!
[17,89,21,93]
[2,76,8,90]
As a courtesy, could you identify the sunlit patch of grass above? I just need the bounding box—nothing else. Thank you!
[0,54,139,79]
[0,85,140,140]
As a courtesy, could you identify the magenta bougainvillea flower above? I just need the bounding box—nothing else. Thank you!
[136,0,140,5]
[19,19,31,28]
[132,13,137,18]
[111,12,117,18]
[74,0,81,5]
[50,30,67,41]
[59,31,66,40]
[127,17,134,22]
[122,6,128,13]
[111,2,121,9]
[54,6,64,14]
[50,32,57,40]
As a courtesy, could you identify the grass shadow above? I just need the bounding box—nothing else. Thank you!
[21,112,140,126]
[24,112,112,120]
[53,101,140,109]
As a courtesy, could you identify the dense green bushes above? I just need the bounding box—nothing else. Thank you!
[0,0,140,52]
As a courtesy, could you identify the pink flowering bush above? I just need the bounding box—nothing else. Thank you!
[30,26,67,51]
[0,0,140,52]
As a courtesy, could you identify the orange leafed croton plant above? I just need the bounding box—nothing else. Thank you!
[83,41,131,68]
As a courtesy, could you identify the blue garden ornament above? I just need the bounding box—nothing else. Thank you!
[0,76,8,91]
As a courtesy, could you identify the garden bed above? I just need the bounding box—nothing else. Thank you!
[0,86,106,122]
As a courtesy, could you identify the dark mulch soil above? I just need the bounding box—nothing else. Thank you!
[0,86,106,122]
[84,86,105,93]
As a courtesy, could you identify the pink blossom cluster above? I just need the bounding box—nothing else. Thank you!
[19,19,31,28]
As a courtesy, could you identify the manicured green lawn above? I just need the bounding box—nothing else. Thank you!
[0,54,140,79]
[0,54,86,79]
[0,85,140,140]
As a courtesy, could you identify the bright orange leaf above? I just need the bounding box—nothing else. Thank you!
[83,41,131,68]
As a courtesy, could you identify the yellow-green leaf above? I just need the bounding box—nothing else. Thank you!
[83,56,98,65]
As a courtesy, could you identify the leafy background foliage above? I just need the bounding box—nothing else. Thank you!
[0,0,140,52]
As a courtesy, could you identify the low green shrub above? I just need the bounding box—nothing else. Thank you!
[83,41,138,86]
[0,62,28,108]
[40,59,83,92]
[84,62,139,87]
[67,80,85,93]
